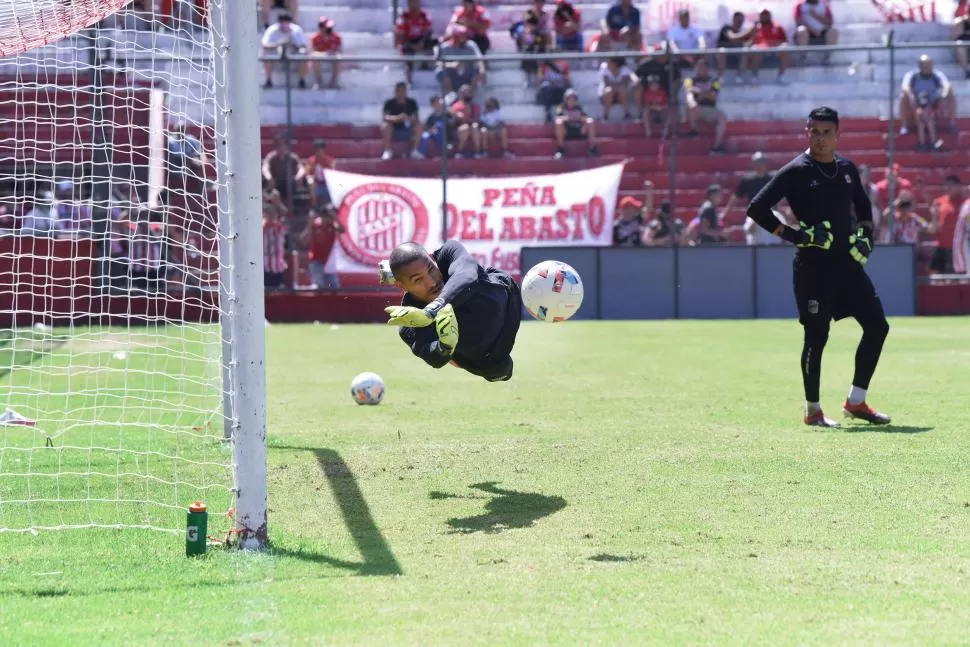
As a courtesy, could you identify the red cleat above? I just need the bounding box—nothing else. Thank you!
[804,410,841,428]
[842,400,891,424]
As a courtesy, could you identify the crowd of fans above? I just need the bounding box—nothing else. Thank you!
[610,152,970,275]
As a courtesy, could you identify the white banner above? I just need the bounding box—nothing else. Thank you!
[324,163,625,278]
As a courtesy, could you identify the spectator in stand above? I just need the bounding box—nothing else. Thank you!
[873,163,916,214]
[954,198,970,273]
[166,121,206,195]
[598,56,634,120]
[553,0,583,52]
[747,9,790,84]
[686,184,727,244]
[301,206,344,289]
[724,152,774,217]
[449,0,492,56]
[21,189,59,235]
[793,0,839,63]
[511,9,549,87]
[857,164,886,241]
[480,97,512,158]
[632,46,681,108]
[536,58,572,123]
[596,0,642,54]
[262,133,306,200]
[929,175,964,273]
[716,11,754,80]
[261,0,299,29]
[450,85,482,158]
[951,11,970,79]
[553,89,599,159]
[888,194,932,244]
[128,217,167,294]
[899,56,958,137]
[304,139,335,211]
[644,197,684,246]
[683,59,726,153]
[613,196,645,246]
[434,26,486,97]
[396,0,437,86]
[418,95,458,158]
[639,74,669,137]
[263,199,289,289]
[380,82,424,160]
[54,181,92,233]
[667,10,706,70]
[260,13,309,89]
[310,17,341,89]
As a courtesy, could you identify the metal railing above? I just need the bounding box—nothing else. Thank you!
[255,33,970,287]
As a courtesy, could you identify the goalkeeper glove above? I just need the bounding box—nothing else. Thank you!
[434,304,459,355]
[796,221,834,250]
[849,227,873,265]
[384,305,435,327]
[377,260,395,286]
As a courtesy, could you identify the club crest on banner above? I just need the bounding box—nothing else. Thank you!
[337,182,430,266]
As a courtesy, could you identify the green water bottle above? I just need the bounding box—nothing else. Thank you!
[186,501,208,557]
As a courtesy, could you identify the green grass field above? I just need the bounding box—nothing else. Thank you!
[1,317,969,646]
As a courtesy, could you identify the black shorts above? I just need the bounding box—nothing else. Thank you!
[793,252,885,326]
[929,247,953,273]
[564,122,585,140]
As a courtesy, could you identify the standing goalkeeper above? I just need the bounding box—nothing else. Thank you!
[746,107,891,427]
[378,240,522,382]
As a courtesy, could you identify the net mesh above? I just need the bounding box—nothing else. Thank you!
[0,1,235,533]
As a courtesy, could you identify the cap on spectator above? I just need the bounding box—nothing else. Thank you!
[620,196,643,209]
[564,88,578,98]
[707,183,721,195]
[319,16,334,28]
[278,12,293,22]
[752,151,766,163]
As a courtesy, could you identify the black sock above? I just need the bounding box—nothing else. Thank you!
[801,325,829,403]
[852,318,890,390]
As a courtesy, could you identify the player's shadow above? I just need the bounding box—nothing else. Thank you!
[429,481,567,534]
[268,447,402,576]
[843,425,934,434]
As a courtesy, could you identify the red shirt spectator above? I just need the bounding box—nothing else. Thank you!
[754,21,787,47]
[308,216,338,266]
[450,2,491,37]
[932,193,961,250]
[396,6,433,43]
[311,18,342,54]
[873,167,914,208]
[450,92,481,124]
[641,81,668,108]
[554,1,582,36]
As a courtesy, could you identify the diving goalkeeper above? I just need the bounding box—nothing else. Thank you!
[378,240,522,382]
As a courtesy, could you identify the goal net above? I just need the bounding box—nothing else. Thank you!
[0,1,267,545]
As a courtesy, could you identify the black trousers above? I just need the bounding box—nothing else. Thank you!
[793,252,890,402]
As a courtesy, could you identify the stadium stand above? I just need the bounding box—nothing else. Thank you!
[256,1,970,272]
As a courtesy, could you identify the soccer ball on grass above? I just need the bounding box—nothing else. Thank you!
[521,260,584,322]
[351,372,385,405]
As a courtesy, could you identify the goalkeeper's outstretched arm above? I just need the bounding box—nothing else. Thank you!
[399,326,451,369]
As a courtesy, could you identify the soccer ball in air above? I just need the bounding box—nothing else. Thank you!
[521,260,584,322]
[350,372,385,405]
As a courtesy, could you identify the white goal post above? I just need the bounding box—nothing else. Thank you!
[0,1,267,548]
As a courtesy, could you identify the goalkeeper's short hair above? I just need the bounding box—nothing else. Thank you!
[388,242,429,278]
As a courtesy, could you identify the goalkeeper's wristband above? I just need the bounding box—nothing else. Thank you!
[777,226,804,245]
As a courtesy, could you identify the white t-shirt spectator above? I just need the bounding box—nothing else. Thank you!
[481,109,505,129]
[261,22,309,49]
[667,24,705,51]
[21,197,59,234]
[794,1,833,34]
[598,62,632,95]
